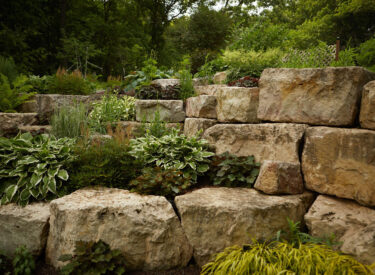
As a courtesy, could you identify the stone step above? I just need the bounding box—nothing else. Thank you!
[0,112,38,137]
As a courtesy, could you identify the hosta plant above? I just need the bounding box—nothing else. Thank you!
[208,152,260,187]
[201,241,375,275]
[0,133,76,206]
[129,129,214,182]
[88,94,136,134]
[129,167,193,198]
[59,240,126,275]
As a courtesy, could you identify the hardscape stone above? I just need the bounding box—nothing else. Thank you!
[305,195,375,265]
[0,112,38,136]
[216,87,260,123]
[360,81,375,130]
[0,203,50,257]
[151,79,180,89]
[213,71,227,84]
[203,123,307,163]
[175,187,315,266]
[184,118,216,137]
[135,100,185,122]
[185,95,217,119]
[195,85,226,96]
[46,188,192,270]
[117,121,183,138]
[254,160,304,195]
[302,127,375,207]
[258,67,375,126]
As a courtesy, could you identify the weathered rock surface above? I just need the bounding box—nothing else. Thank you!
[305,195,375,265]
[135,100,185,123]
[0,203,50,257]
[19,96,38,113]
[302,127,375,207]
[175,187,315,266]
[258,67,375,126]
[18,125,51,135]
[37,94,99,123]
[360,81,375,130]
[254,160,304,195]
[184,118,216,137]
[151,79,180,89]
[185,95,217,119]
[195,85,226,96]
[46,188,192,270]
[117,121,182,138]
[0,112,38,136]
[213,71,227,84]
[203,123,307,163]
[216,87,260,123]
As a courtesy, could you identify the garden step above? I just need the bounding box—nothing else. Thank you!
[135,100,185,123]
[0,112,38,137]
[360,80,375,130]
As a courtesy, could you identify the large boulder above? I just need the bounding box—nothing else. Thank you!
[258,67,375,126]
[46,188,192,270]
[185,95,217,119]
[305,195,375,265]
[213,72,227,84]
[184,118,216,137]
[175,187,315,266]
[302,127,375,207]
[195,85,226,96]
[254,160,304,195]
[135,100,185,123]
[203,123,307,163]
[151,79,180,89]
[0,112,38,137]
[216,87,260,123]
[0,203,50,257]
[360,80,375,130]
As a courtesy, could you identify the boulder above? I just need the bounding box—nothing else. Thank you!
[254,160,304,195]
[135,100,185,123]
[302,127,375,207]
[305,195,375,265]
[185,95,217,119]
[18,125,51,135]
[258,67,375,126]
[151,79,180,89]
[0,203,50,257]
[46,188,192,270]
[195,85,226,96]
[175,187,315,266]
[203,123,307,163]
[213,71,227,84]
[184,118,216,137]
[216,87,260,123]
[0,112,38,137]
[19,96,38,113]
[360,81,375,130]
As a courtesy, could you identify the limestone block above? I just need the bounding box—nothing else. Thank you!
[183,118,216,137]
[360,81,375,130]
[135,100,185,123]
[185,95,217,119]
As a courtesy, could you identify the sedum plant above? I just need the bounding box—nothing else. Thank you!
[129,167,193,198]
[88,94,136,134]
[59,240,126,275]
[208,152,260,188]
[129,128,214,182]
[201,241,375,275]
[0,133,76,206]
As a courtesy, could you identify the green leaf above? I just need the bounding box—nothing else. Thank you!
[5,185,18,201]
[20,189,31,201]
[57,169,69,181]
[48,177,57,194]
[30,173,43,186]
[17,156,39,165]
[48,167,59,178]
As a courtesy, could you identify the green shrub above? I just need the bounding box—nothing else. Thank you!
[0,133,76,206]
[12,246,35,275]
[208,152,260,188]
[357,37,375,72]
[51,103,88,138]
[330,47,357,67]
[25,75,53,94]
[0,74,35,113]
[68,129,142,191]
[129,129,214,182]
[130,167,192,198]
[201,241,374,275]
[178,56,195,100]
[47,68,94,95]
[223,48,283,80]
[59,240,126,275]
[0,56,18,84]
[88,95,136,134]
